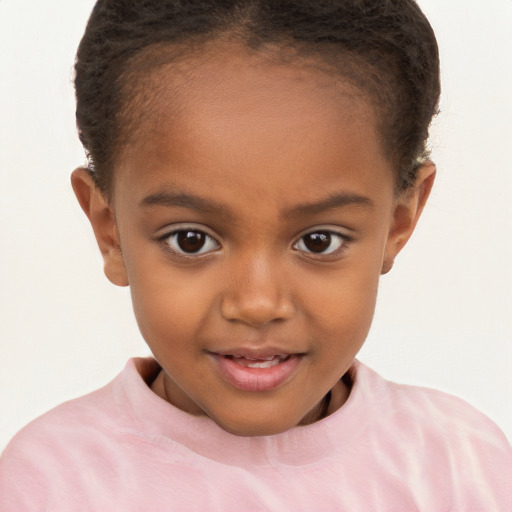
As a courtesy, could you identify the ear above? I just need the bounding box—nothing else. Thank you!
[71,168,129,286]
[381,162,436,274]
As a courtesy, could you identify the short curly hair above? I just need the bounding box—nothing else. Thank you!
[75,0,440,195]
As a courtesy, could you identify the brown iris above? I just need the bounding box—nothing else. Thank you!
[302,232,332,253]
[176,231,206,253]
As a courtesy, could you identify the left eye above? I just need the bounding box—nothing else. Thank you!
[294,231,346,255]
[164,229,220,255]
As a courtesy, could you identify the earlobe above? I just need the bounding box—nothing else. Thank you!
[381,162,436,275]
[71,168,129,287]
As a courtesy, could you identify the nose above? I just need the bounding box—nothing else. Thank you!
[220,254,295,328]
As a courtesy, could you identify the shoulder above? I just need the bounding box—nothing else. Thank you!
[392,373,506,443]
[0,359,154,509]
[353,360,511,447]
[1,358,159,460]
[349,361,512,504]
[0,373,118,468]
[0,384,107,509]
[354,361,496,418]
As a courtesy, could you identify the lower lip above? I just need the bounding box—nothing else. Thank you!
[210,354,302,392]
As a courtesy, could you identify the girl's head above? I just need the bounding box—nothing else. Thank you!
[72,0,438,436]
[75,0,439,197]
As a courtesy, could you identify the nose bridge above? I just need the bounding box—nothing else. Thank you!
[221,248,294,327]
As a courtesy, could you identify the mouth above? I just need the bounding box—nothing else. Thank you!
[209,350,303,392]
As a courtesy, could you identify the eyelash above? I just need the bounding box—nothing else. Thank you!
[158,226,351,259]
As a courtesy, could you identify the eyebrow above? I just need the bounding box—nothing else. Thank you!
[140,190,373,216]
[140,191,232,215]
[286,192,373,216]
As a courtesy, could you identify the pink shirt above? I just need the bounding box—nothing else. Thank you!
[1,358,511,511]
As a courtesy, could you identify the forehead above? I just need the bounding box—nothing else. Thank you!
[121,44,366,131]
[114,43,393,206]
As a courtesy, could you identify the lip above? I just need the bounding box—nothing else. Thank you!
[209,350,303,392]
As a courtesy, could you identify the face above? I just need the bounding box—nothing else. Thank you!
[74,44,433,436]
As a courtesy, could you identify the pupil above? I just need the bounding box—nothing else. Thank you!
[304,232,331,253]
[177,231,205,253]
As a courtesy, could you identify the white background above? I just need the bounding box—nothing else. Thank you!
[1,0,511,452]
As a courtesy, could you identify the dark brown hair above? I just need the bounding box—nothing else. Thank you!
[75,0,440,195]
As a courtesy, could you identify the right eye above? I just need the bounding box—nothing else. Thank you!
[163,229,220,256]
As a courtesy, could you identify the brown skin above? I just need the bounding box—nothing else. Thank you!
[72,45,434,436]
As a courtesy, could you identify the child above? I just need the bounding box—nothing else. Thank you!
[1,0,511,509]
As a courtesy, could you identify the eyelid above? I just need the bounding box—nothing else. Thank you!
[156,222,218,238]
[293,225,354,241]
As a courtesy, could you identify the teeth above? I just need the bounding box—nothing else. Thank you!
[240,358,281,369]
[232,355,276,361]
[229,355,288,368]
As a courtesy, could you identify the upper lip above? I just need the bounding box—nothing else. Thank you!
[208,347,305,359]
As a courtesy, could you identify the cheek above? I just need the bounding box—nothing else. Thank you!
[300,261,381,347]
[126,260,213,349]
